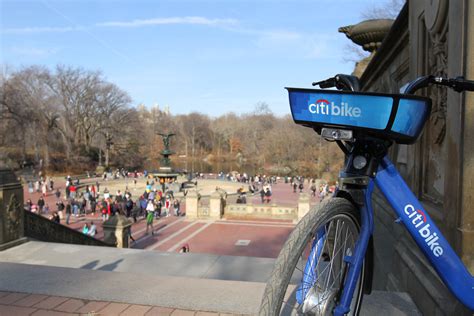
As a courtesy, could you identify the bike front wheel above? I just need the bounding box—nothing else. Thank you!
[259,197,365,315]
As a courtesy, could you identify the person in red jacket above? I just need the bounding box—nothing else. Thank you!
[69,185,77,199]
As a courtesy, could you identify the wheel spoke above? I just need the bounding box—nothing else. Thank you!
[262,200,365,316]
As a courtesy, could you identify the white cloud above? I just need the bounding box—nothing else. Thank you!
[97,16,239,28]
[2,26,85,34]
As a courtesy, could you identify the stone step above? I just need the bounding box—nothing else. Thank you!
[0,261,263,314]
[0,241,421,315]
[0,240,276,283]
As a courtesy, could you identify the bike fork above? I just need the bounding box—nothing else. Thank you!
[333,179,374,316]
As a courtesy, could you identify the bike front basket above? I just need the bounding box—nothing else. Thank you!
[287,88,432,144]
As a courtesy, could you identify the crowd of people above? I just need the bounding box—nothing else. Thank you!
[227,172,335,205]
[23,169,336,248]
[24,173,182,240]
[27,175,54,198]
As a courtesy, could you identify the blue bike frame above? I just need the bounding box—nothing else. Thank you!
[302,156,474,315]
[374,157,474,309]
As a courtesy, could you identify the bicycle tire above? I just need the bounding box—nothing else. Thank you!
[259,197,365,315]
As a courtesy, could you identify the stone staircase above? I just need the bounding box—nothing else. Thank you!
[0,241,421,315]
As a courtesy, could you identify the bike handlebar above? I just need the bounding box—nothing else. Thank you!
[435,76,474,92]
[312,74,360,92]
[313,74,474,94]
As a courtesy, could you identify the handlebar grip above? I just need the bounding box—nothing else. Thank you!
[453,77,474,92]
[319,81,336,89]
[312,78,336,88]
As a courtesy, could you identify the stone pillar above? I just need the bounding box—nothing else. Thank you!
[0,168,27,251]
[461,1,474,274]
[246,201,254,215]
[297,193,311,223]
[102,214,133,248]
[185,190,199,219]
[209,191,223,220]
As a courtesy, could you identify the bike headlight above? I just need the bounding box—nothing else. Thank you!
[353,155,367,170]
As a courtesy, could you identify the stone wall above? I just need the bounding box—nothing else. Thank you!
[359,2,472,315]
[24,211,112,247]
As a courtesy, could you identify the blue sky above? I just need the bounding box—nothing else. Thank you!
[1,0,381,116]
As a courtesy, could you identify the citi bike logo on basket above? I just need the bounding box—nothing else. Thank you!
[308,99,362,117]
[404,204,444,257]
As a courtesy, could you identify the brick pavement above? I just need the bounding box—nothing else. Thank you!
[0,291,246,315]
[22,177,327,259]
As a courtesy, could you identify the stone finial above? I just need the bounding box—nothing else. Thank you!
[210,190,222,199]
[209,190,224,220]
[185,190,199,219]
[296,193,311,223]
[338,19,394,52]
[102,214,133,248]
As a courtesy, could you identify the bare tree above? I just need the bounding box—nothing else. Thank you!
[361,0,405,20]
[342,0,405,64]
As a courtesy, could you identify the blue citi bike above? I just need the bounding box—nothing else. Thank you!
[258,74,474,315]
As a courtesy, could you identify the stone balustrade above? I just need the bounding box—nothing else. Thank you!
[186,189,311,222]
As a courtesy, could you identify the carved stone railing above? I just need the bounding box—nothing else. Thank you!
[187,190,311,222]
[198,206,210,218]
[24,211,112,247]
[225,203,297,220]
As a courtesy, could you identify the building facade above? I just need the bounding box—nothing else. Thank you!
[357,1,474,314]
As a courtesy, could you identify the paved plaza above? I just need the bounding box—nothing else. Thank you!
[0,290,228,316]
[0,177,423,315]
[22,176,324,258]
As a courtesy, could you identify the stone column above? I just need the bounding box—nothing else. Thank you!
[102,214,133,248]
[0,168,27,251]
[185,190,199,219]
[246,200,254,215]
[461,1,474,274]
[297,193,311,223]
[209,191,223,220]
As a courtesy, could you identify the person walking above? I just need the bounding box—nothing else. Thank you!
[72,201,79,217]
[126,198,133,218]
[28,181,34,194]
[264,187,272,203]
[55,188,61,200]
[260,187,265,203]
[82,223,90,234]
[139,195,147,218]
[90,184,96,198]
[145,200,155,235]
[51,212,60,223]
[41,182,47,197]
[164,196,171,217]
[65,185,70,199]
[65,202,72,225]
[173,199,180,216]
[88,222,97,237]
[56,199,65,218]
[90,196,97,215]
[311,183,317,197]
[69,185,76,199]
[37,197,45,214]
[101,200,109,221]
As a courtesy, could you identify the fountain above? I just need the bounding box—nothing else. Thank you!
[153,133,179,194]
